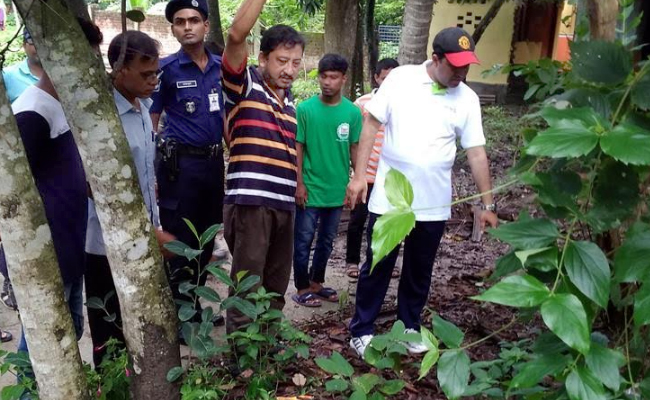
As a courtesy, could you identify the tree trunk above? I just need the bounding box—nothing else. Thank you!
[0,79,89,400]
[365,0,379,87]
[398,0,436,65]
[587,0,618,41]
[350,0,365,100]
[15,1,181,399]
[472,0,506,45]
[64,0,91,21]
[324,0,359,97]
[207,0,225,50]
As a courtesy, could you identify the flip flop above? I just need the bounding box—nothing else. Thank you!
[292,292,322,308]
[346,266,360,279]
[313,287,338,302]
[1,329,12,343]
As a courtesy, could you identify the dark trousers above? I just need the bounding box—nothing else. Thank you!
[224,204,294,333]
[0,243,9,280]
[157,151,224,314]
[293,206,343,290]
[84,253,125,367]
[349,213,445,337]
[345,183,373,265]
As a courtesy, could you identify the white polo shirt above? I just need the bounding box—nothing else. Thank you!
[365,61,485,221]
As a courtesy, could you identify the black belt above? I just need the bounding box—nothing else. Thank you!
[176,143,221,158]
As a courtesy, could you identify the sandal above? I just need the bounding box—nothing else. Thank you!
[346,265,360,279]
[1,329,12,343]
[291,292,321,307]
[313,287,338,302]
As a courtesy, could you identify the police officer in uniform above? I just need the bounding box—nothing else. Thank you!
[151,0,225,327]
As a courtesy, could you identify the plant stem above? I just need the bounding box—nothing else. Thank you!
[612,61,650,124]
[551,218,578,293]
[458,317,518,351]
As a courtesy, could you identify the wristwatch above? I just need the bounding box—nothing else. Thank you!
[481,203,497,212]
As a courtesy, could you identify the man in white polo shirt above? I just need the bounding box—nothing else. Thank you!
[345,27,499,358]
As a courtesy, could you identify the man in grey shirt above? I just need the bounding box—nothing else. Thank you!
[85,30,175,366]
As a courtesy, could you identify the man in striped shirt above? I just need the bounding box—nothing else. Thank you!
[345,58,399,279]
[221,0,305,333]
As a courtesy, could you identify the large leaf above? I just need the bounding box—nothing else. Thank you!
[384,168,414,209]
[199,224,221,248]
[570,40,633,85]
[514,247,558,271]
[473,274,550,307]
[588,159,640,231]
[437,350,471,399]
[220,297,258,319]
[419,348,440,380]
[509,354,570,389]
[564,241,611,308]
[488,218,559,249]
[565,366,606,400]
[324,378,349,392]
[371,209,415,270]
[631,72,650,111]
[164,240,203,261]
[352,373,381,394]
[315,352,353,377]
[634,284,650,326]
[194,286,221,303]
[526,123,599,158]
[490,251,523,280]
[541,294,590,354]
[558,88,612,119]
[614,229,650,282]
[539,106,610,131]
[533,170,582,209]
[585,343,624,391]
[379,379,406,395]
[432,315,464,348]
[600,122,650,165]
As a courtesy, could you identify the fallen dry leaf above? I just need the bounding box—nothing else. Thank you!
[292,373,307,387]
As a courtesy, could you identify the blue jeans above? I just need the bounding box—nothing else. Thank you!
[18,277,85,354]
[293,206,343,291]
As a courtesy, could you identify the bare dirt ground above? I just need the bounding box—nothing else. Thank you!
[0,105,534,399]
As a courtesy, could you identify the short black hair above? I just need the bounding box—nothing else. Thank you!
[375,58,399,75]
[318,53,348,75]
[77,18,103,48]
[260,24,305,56]
[108,31,160,69]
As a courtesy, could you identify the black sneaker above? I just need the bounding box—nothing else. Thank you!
[1,280,17,311]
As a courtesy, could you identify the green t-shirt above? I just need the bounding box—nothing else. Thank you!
[297,95,362,207]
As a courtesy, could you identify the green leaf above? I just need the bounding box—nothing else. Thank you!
[166,366,184,382]
[236,275,261,293]
[199,224,221,248]
[85,296,105,310]
[472,274,550,307]
[352,373,381,394]
[541,294,590,354]
[588,159,640,231]
[384,168,414,209]
[634,284,650,326]
[379,379,406,395]
[533,171,583,209]
[490,251,522,280]
[564,241,611,308]
[432,315,464,348]
[601,122,650,165]
[558,88,612,119]
[349,390,368,400]
[324,378,349,392]
[194,286,221,303]
[518,246,559,272]
[526,123,599,158]
[585,343,624,391]
[570,40,633,85]
[183,218,200,242]
[614,230,650,282]
[420,326,439,351]
[631,72,650,110]
[509,354,569,389]
[488,218,559,249]
[178,305,197,322]
[566,366,606,400]
[164,240,203,261]
[330,351,354,377]
[370,209,415,270]
[437,350,471,399]
[207,265,234,287]
[418,348,440,380]
[315,357,339,375]
[1,385,25,400]
[368,393,385,400]
[178,281,195,295]
[221,297,258,319]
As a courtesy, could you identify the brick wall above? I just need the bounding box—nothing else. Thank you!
[90,8,323,70]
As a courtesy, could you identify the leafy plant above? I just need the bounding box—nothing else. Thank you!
[0,350,38,400]
[86,338,132,400]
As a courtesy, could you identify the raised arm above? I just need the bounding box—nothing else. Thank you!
[224,0,268,68]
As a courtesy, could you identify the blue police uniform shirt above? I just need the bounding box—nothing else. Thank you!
[150,48,224,147]
[2,59,39,103]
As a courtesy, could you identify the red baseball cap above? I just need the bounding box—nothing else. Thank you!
[432,27,480,67]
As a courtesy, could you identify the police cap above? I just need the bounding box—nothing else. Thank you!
[165,0,209,23]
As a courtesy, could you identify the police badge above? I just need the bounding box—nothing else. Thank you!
[186,101,196,114]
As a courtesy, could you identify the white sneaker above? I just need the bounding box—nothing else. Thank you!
[350,334,374,359]
[403,328,428,354]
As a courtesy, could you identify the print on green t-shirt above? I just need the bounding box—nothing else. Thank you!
[296,95,362,207]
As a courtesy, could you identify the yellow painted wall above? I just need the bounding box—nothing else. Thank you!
[428,1,517,85]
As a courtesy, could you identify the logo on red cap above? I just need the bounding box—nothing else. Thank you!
[458,36,471,50]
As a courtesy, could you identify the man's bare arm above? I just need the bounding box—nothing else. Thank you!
[345,113,381,208]
[350,143,358,171]
[466,146,498,229]
[225,0,268,69]
[151,112,161,133]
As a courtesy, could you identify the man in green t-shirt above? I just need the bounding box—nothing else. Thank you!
[292,54,362,307]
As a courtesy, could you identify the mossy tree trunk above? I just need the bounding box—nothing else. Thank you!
[324,0,360,98]
[587,0,618,41]
[398,0,436,65]
[14,1,181,399]
[0,78,89,400]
